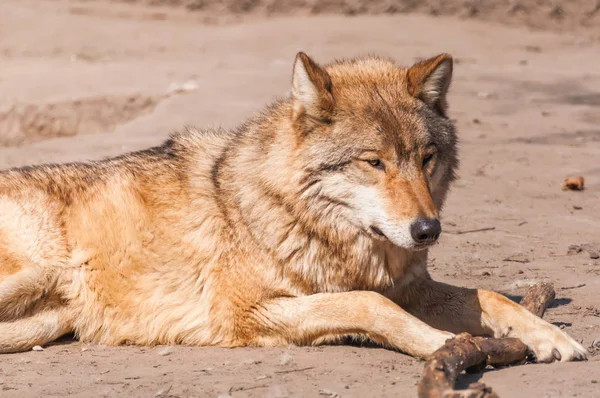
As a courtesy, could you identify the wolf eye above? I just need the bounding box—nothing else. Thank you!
[423,154,435,168]
[366,159,385,170]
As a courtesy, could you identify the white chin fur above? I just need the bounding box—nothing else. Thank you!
[378,221,418,249]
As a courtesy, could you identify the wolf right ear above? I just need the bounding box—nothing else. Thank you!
[406,54,453,115]
[291,52,334,123]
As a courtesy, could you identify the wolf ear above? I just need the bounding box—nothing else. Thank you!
[406,53,453,115]
[292,52,334,123]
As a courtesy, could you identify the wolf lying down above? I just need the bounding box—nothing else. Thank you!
[0,52,587,363]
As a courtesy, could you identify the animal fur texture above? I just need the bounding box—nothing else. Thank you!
[0,52,587,363]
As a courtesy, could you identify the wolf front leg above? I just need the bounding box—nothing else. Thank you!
[387,278,587,363]
[250,291,454,358]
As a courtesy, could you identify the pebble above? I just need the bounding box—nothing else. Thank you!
[167,80,198,95]
[32,345,44,352]
[157,347,173,356]
[279,352,293,366]
[155,385,172,397]
[319,389,339,397]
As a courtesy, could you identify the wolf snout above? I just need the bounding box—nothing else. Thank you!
[410,218,441,245]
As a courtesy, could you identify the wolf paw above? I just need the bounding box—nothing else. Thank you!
[519,322,587,363]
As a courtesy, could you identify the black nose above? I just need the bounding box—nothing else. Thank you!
[410,218,441,245]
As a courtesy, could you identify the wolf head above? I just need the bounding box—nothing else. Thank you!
[286,52,458,251]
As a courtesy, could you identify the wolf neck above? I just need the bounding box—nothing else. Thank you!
[214,100,417,294]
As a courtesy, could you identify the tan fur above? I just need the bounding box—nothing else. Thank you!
[0,53,586,363]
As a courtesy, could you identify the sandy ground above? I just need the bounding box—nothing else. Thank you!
[1,0,600,396]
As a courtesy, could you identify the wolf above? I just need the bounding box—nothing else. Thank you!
[0,52,587,363]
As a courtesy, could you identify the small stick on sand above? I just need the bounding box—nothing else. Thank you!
[274,366,315,374]
[447,227,496,235]
[559,283,586,291]
[417,282,556,398]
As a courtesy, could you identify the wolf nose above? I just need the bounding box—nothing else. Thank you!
[410,218,441,245]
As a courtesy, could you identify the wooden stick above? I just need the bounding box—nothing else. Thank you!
[274,366,315,374]
[417,282,556,398]
[519,282,555,318]
[447,227,496,235]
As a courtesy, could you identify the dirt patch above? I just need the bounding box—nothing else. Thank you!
[513,130,600,146]
[89,0,600,32]
[0,95,160,146]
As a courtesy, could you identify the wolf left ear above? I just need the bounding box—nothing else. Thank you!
[291,52,334,123]
[406,54,453,115]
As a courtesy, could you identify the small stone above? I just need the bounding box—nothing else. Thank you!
[589,251,600,259]
[482,271,491,276]
[319,390,339,397]
[32,346,44,352]
[155,385,173,397]
[562,176,585,191]
[157,347,173,356]
[167,80,198,95]
[279,352,293,366]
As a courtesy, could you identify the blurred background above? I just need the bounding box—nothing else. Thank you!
[0,1,599,397]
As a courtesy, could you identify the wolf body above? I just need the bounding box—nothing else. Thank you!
[0,53,586,362]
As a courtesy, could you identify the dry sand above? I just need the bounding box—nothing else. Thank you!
[0,0,599,396]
